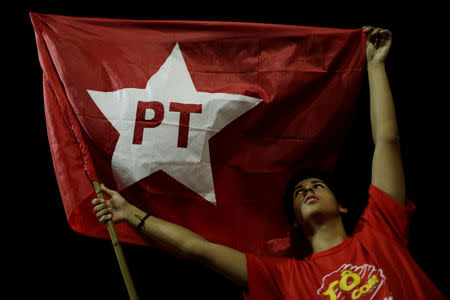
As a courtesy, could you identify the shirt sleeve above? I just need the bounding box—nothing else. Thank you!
[357,184,415,246]
[243,253,287,300]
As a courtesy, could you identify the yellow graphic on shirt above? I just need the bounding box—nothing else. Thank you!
[317,264,388,300]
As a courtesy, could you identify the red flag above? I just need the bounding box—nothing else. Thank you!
[31,13,365,255]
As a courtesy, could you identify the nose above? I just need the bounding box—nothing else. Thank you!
[304,186,315,196]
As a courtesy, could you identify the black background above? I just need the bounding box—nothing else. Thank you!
[9,4,449,299]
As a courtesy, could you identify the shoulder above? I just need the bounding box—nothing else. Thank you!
[354,184,415,245]
[367,184,415,213]
[245,253,300,273]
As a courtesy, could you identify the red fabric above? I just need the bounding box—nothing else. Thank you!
[31,12,365,253]
[244,184,446,299]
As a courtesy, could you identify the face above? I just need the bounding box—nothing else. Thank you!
[292,178,347,228]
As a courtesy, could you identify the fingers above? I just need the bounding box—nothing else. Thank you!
[363,26,392,39]
[363,26,392,49]
[91,197,113,223]
[363,26,374,33]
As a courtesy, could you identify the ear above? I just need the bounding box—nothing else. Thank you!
[339,205,349,214]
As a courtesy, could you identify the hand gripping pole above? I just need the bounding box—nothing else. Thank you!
[92,181,139,300]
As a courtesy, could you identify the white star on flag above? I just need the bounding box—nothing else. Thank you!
[88,43,263,205]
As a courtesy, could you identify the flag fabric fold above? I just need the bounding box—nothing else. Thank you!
[31,12,365,255]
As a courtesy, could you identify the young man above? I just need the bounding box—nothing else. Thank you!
[92,27,446,299]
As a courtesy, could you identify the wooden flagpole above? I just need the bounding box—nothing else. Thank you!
[92,181,139,300]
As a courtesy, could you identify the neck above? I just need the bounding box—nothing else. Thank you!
[302,217,348,254]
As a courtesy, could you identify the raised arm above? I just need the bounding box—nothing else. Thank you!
[364,26,406,205]
[92,184,248,287]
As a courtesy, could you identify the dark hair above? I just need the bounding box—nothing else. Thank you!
[283,168,339,226]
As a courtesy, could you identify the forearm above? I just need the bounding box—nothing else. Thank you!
[368,62,399,144]
[125,204,208,258]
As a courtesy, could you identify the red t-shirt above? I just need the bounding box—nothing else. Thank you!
[244,184,446,300]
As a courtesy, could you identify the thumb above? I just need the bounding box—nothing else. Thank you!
[100,183,115,196]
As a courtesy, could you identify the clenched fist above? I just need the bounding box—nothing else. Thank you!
[363,26,392,64]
